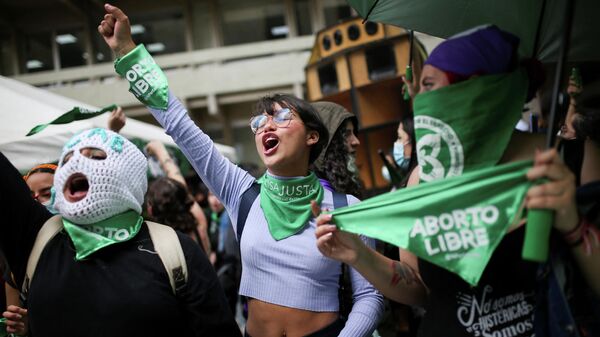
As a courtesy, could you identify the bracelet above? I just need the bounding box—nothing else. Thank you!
[563,217,600,255]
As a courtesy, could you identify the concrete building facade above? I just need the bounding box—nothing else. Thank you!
[0,0,440,166]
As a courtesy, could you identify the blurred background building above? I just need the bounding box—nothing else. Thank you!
[0,0,441,168]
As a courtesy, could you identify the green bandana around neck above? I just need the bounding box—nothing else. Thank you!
[115,44,169,110]
[331,160,535,286]
[413,69,528,183]
[26,104,118,136]
[62,210,143,260]
[258,172,324,240]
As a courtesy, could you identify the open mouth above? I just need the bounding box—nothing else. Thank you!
[262,133,280,156]
[63,173,89,203]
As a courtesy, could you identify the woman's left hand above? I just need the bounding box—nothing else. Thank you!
[526,149,579,233]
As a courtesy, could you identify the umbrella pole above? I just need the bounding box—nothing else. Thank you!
[546,0,575,148]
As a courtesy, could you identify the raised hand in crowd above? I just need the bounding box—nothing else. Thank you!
[98,3,136,57]
[107,106,126,133]
[2,305,28,336]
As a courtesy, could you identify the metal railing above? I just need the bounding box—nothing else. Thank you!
[13,36,315,88]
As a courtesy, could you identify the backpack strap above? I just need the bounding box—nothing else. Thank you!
[22,215,63,299]
[146,221,188,296]
[332,191,348,210]
[236,182,260,243]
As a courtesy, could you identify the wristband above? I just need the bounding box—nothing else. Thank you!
[563,217,600,255]
[115,44,169,110]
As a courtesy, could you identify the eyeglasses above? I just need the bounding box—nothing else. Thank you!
[250,108,295,134]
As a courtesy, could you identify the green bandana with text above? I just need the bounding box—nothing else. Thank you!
[258,172,324,241]
[26,104,118,136]
[331,160,534,286]
[115,44,169,110]
[413,69,528,183]
[62,210,143,260]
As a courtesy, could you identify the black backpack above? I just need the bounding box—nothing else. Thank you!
[236,183,352,319]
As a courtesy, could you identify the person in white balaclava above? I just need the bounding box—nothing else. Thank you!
[0,128,242,337]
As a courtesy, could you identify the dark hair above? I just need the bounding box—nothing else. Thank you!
[147,178,197,233]
[312,122,362,198]
[399,116,418,188]
[254,94,329,164]
[185,173,209,208]
[573,105,600,145]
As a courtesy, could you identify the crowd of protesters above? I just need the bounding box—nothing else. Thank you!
[0,3,598,337]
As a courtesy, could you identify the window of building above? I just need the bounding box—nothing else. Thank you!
[56,29,87,68]
[191,1,215,49]
[219,0,287,46]
[294,0,312,36]
[323,0,352,27]
[20,33,53,73]
[0,34,16,76]
[92,31,113,63]
[130,10,186,56]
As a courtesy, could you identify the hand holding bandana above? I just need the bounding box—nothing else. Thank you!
[330,160,535,286]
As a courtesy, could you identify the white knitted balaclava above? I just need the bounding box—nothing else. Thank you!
[54,128,148,224]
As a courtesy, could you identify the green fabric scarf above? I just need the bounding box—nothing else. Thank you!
[62,210,143,260]
[27,104,118,136]
[258,172,324,240]
[115,44,169,110]
[413,69,528,182]
[331,160,534,286]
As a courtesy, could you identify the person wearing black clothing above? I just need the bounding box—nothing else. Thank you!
[0,129,241,337]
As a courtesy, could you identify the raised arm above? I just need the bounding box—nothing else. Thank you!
[99,4,255,221]
[0,153,51,285]
[527,149,600,296]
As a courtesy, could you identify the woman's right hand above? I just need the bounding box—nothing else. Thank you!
[98,3,136,58]
[3,305,28,336]
[311,201,365,265]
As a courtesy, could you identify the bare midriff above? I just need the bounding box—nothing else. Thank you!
[245,298,339,337]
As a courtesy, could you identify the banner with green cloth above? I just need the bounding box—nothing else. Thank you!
[115,44,169,110]
[331,160,534,286]
[413,69,528,182]
[26,104,118,136]
[62,210,143,260]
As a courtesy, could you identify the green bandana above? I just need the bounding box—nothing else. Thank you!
[0,318,6,337]
[26,104,118,136]
[62,210,143,260]
[258,172,324,240]
[331,160,534,286]
[115,44,169,110]
[413,69,528,182]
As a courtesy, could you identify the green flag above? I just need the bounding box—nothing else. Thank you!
[413,69,528,182]
[26,104,118,136]
[331,160,533,286]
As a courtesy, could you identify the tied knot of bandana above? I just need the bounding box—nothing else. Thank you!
[62,210,143,260]
[258,172,324,240]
